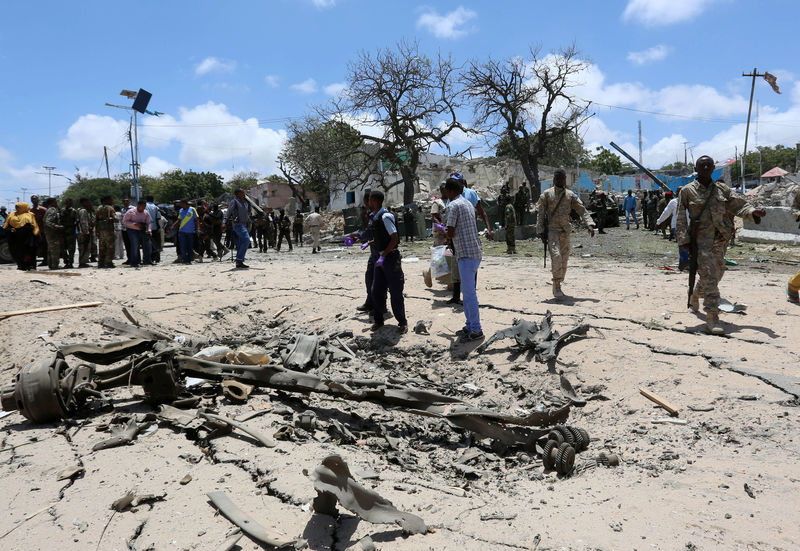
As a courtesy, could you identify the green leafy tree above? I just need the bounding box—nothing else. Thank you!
[148,170,226,203]
[227,171,260,193]
[586,146,623,175]
[495,132,589,168]
[729,144,798,181]
[58,173,131,205]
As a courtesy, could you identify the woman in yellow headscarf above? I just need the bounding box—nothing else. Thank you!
[3,202,39,270]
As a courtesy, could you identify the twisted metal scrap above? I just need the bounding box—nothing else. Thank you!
[475,310,590,362]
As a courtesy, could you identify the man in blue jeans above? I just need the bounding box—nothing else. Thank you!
[227,189,252,269]
[442,177,483,341]
[122,199,152,267]
[173,199,198,264]
[623,189,639,229]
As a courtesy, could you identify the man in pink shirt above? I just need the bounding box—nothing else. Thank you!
[122,199,152,268]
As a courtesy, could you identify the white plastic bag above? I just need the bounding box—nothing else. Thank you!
[430,245,450,279]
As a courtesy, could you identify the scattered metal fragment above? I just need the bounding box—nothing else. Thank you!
[596,452,620,467]
[207,491,296,549]
[413,320,431,335]
[475,311,590,363]
[214,529,243,551]
[93,419,153,452]
[198,411,276,448]
[310,455,428,535]
[282,334,320,370]
[744,483,756,499]
[480,512,518,521]
[111,490,166,512]
[179,474,192,485]
[652,418,688,425]
[221,380,253,402]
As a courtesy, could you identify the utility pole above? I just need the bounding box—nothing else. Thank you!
[682,141,690,168]
[637,120,642,165]
[103,146,111,180]
[20,187,28,201]
[38,166,56,197]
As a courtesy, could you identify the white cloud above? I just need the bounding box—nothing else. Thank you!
[627,44,671,66]
[194,56,237,76]
[622,0,719,26]
[139,102,286,170]
[264,74,280,88]
[59,114,130,161]
[416,6,477,39]
[323,82,347,97]
[311,0,335,8]
[139,156,178,177]
[290,78,318,94]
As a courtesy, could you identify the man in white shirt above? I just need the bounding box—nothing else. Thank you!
[305,206,323,253]
[656,187,689,270]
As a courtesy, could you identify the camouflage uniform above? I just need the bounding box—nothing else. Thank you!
[95,204,116,267]
[535,187,595,291]
[676,180,759,314]
[498,183,511,228]
[514,185,530,225]
[504,203,516,254]
[44,206,63,269]
[60,205,77,268]
[77,207,95,266]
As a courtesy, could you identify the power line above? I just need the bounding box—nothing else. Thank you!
[585,100,800,128]
[140,115,300,128]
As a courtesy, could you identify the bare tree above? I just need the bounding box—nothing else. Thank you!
[331,40,467,205]
[278,116,368,208]
[463,44,591,200]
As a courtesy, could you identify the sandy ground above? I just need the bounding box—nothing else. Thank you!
[1,227,799,551]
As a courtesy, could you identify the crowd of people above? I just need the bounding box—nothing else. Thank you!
[0,189,324,271]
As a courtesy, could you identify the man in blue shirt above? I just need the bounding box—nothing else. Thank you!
[368,190,407,334]
[226,189,252,269]
[173,199,198,264]
[144,195,161,264]
[623,190,639,230]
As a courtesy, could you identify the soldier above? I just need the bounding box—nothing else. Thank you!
[254,213,268,252]
[293,211,304,247]
[77,198,95,268]
[30,195,47,265]
[589,190,609,234]
[504,201,516,254]
[789,189,800,303]
[514,183,530,225]
[276,209,293,251]
[498,181,511,227]
[677,156,766,335]
[641,191,650,229]
[653,191,666,234]
[60,198,77,268]
[95,195,117,268]
[535,169,596,298]
[43,197,63,270]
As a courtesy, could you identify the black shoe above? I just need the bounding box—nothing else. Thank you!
[235,262,249,269]
[598,229,606,234]
[356,303,373,312]
[455,327,469,337]
[446,297,462,305]
[370,322,384,331]
[466,330,484,341]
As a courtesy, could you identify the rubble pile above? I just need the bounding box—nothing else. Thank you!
[748,177,800,207]
[0,314,605,549]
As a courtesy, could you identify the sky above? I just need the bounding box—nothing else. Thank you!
[1,0,799,206]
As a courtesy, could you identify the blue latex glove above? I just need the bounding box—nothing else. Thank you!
[434,222,446,233]
[344,236,354,247]
[361,242,370,251]
[375,255,384,268]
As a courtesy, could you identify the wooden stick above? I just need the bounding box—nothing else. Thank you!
[0,302,103,320]
[273,306,289,319]
[639,388,679,417]
[27,271,81,277]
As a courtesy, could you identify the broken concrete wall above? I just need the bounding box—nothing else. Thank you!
[739,206,800,245]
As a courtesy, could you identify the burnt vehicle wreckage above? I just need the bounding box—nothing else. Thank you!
[1,313,612,545]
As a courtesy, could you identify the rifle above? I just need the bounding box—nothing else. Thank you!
[543,225,548,268]
[686,184,716,308]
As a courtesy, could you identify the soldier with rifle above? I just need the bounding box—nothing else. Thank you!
[677,156,766,335]
[535,169,596,298]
